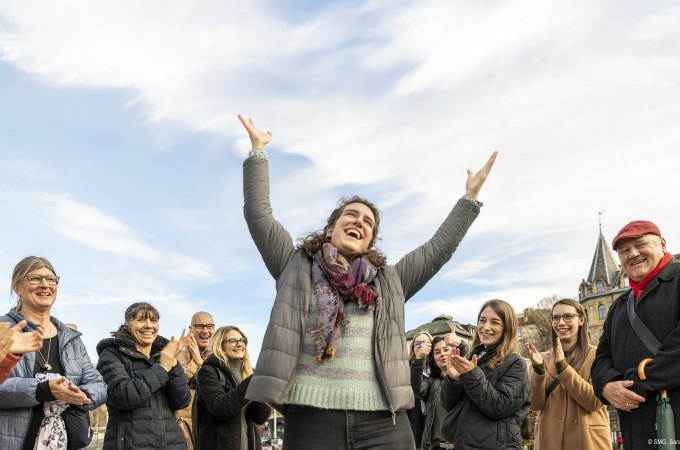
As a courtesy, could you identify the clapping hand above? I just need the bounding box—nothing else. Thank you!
[238,115,272,150]
[187,334,203,366]
[554,337,565,362]
[160,330,189,372]
[0,320,44,361]
[0,322,12,361]
[447,347,477,379]
[49,376,91,406]
[525,343,543,366]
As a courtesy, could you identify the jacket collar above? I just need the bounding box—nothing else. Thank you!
[96,330,168,358]
[6,307,81,341]
[637,258,680,302]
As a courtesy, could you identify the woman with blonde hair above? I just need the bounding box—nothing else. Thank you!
[0,256,107,450]
[194,326,270,450]
[440,299,530,449]
[526,298,610,449]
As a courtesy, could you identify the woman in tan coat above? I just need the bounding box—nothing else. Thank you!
[526,298,611,450]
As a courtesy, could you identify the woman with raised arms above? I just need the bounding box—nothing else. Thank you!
[238,115,497,450]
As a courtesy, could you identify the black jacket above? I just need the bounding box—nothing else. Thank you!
[96,333,191,450]
[440,348,530,450]
[411,359,446,450]
[194,354,270,450]
[592,258,680,450]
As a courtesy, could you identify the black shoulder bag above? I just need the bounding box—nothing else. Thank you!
[626,290,661,354]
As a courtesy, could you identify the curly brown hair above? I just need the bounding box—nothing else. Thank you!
[297,195,387,267]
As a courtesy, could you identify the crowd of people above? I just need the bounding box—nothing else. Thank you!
[0,116,677,450]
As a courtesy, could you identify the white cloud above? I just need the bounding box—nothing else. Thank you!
[2,0,680,358]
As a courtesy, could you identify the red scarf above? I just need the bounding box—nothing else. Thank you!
[629,252,673,299]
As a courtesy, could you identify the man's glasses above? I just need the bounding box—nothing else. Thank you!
[192,324,215,331]
[225,338,247,346]
[25,275,60,286]
[550,313,581,324]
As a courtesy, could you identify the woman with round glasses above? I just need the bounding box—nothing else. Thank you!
[194,325,270,450]
[239,115,497,450]
[0,256,107,449]
[97,302,191,449]
[407,331,433,448]
[526,298,611,449]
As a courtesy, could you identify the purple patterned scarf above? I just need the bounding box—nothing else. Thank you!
[311,243,379,361]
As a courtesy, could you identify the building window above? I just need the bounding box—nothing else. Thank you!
[596,281,604,293]
[598,304,607,319]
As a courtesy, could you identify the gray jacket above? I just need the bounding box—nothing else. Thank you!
[0,308,107,450]
[242,156,480,412]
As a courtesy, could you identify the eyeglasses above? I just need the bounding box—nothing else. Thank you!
[192,324,215,331]
[225,338,247,346]
[25,275,60,286]
[551,313,581,323]
[414,340,430,347]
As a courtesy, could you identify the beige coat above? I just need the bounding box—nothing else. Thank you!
[175,349,208,450]
[530,345,611,450]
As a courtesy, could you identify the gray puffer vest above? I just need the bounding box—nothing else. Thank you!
[242,156,480,413]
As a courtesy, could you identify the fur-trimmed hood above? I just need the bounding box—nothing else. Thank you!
[96,329,168,357]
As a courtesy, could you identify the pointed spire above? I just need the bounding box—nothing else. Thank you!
[587,227,619,286]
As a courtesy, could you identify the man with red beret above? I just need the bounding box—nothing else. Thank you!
[592,220,680,449]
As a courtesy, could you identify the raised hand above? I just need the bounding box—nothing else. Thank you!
[160,330,188,372]
[525,343,543,366]
[465,151,498,199]
[187,334,203,366]
[415,340,431,360]
[49,376,91,406]
[238,114,272,150]
[10,321,44,354]
[444,332,461,349]
[554,337,565,362]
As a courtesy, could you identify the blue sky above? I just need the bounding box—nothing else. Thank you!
[1,0,679,362]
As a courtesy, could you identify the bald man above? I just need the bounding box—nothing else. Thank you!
[176,311,215,449]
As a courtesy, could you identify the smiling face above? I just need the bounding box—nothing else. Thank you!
[477,306,504,347]
[327,203,376,259]
[128,311,159,349]
[551,303,584,348]
[616,234,666,282]
[190,312,215,351]
[222,329,247,360]
[16,267,58,312]
[433,340,451,372]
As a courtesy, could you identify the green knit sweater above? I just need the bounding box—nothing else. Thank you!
[285,297,389,411]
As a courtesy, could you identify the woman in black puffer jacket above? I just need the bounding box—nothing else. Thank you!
[441,300,530,450]
[96,302,191,450]
[194,325,270,450]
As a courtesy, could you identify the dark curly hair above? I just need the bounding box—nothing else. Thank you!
[297,195,387,267]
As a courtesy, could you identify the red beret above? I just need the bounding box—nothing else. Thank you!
[612,220,662,250]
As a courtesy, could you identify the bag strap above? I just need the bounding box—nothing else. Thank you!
[626,290,661,354]
[545,377,560,399]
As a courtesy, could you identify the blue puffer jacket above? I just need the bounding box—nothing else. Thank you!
[0,308,108,450]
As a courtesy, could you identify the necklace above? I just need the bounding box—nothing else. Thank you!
[37,331,53,372]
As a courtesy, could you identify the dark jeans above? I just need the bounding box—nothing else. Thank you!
[283,405,416,450]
